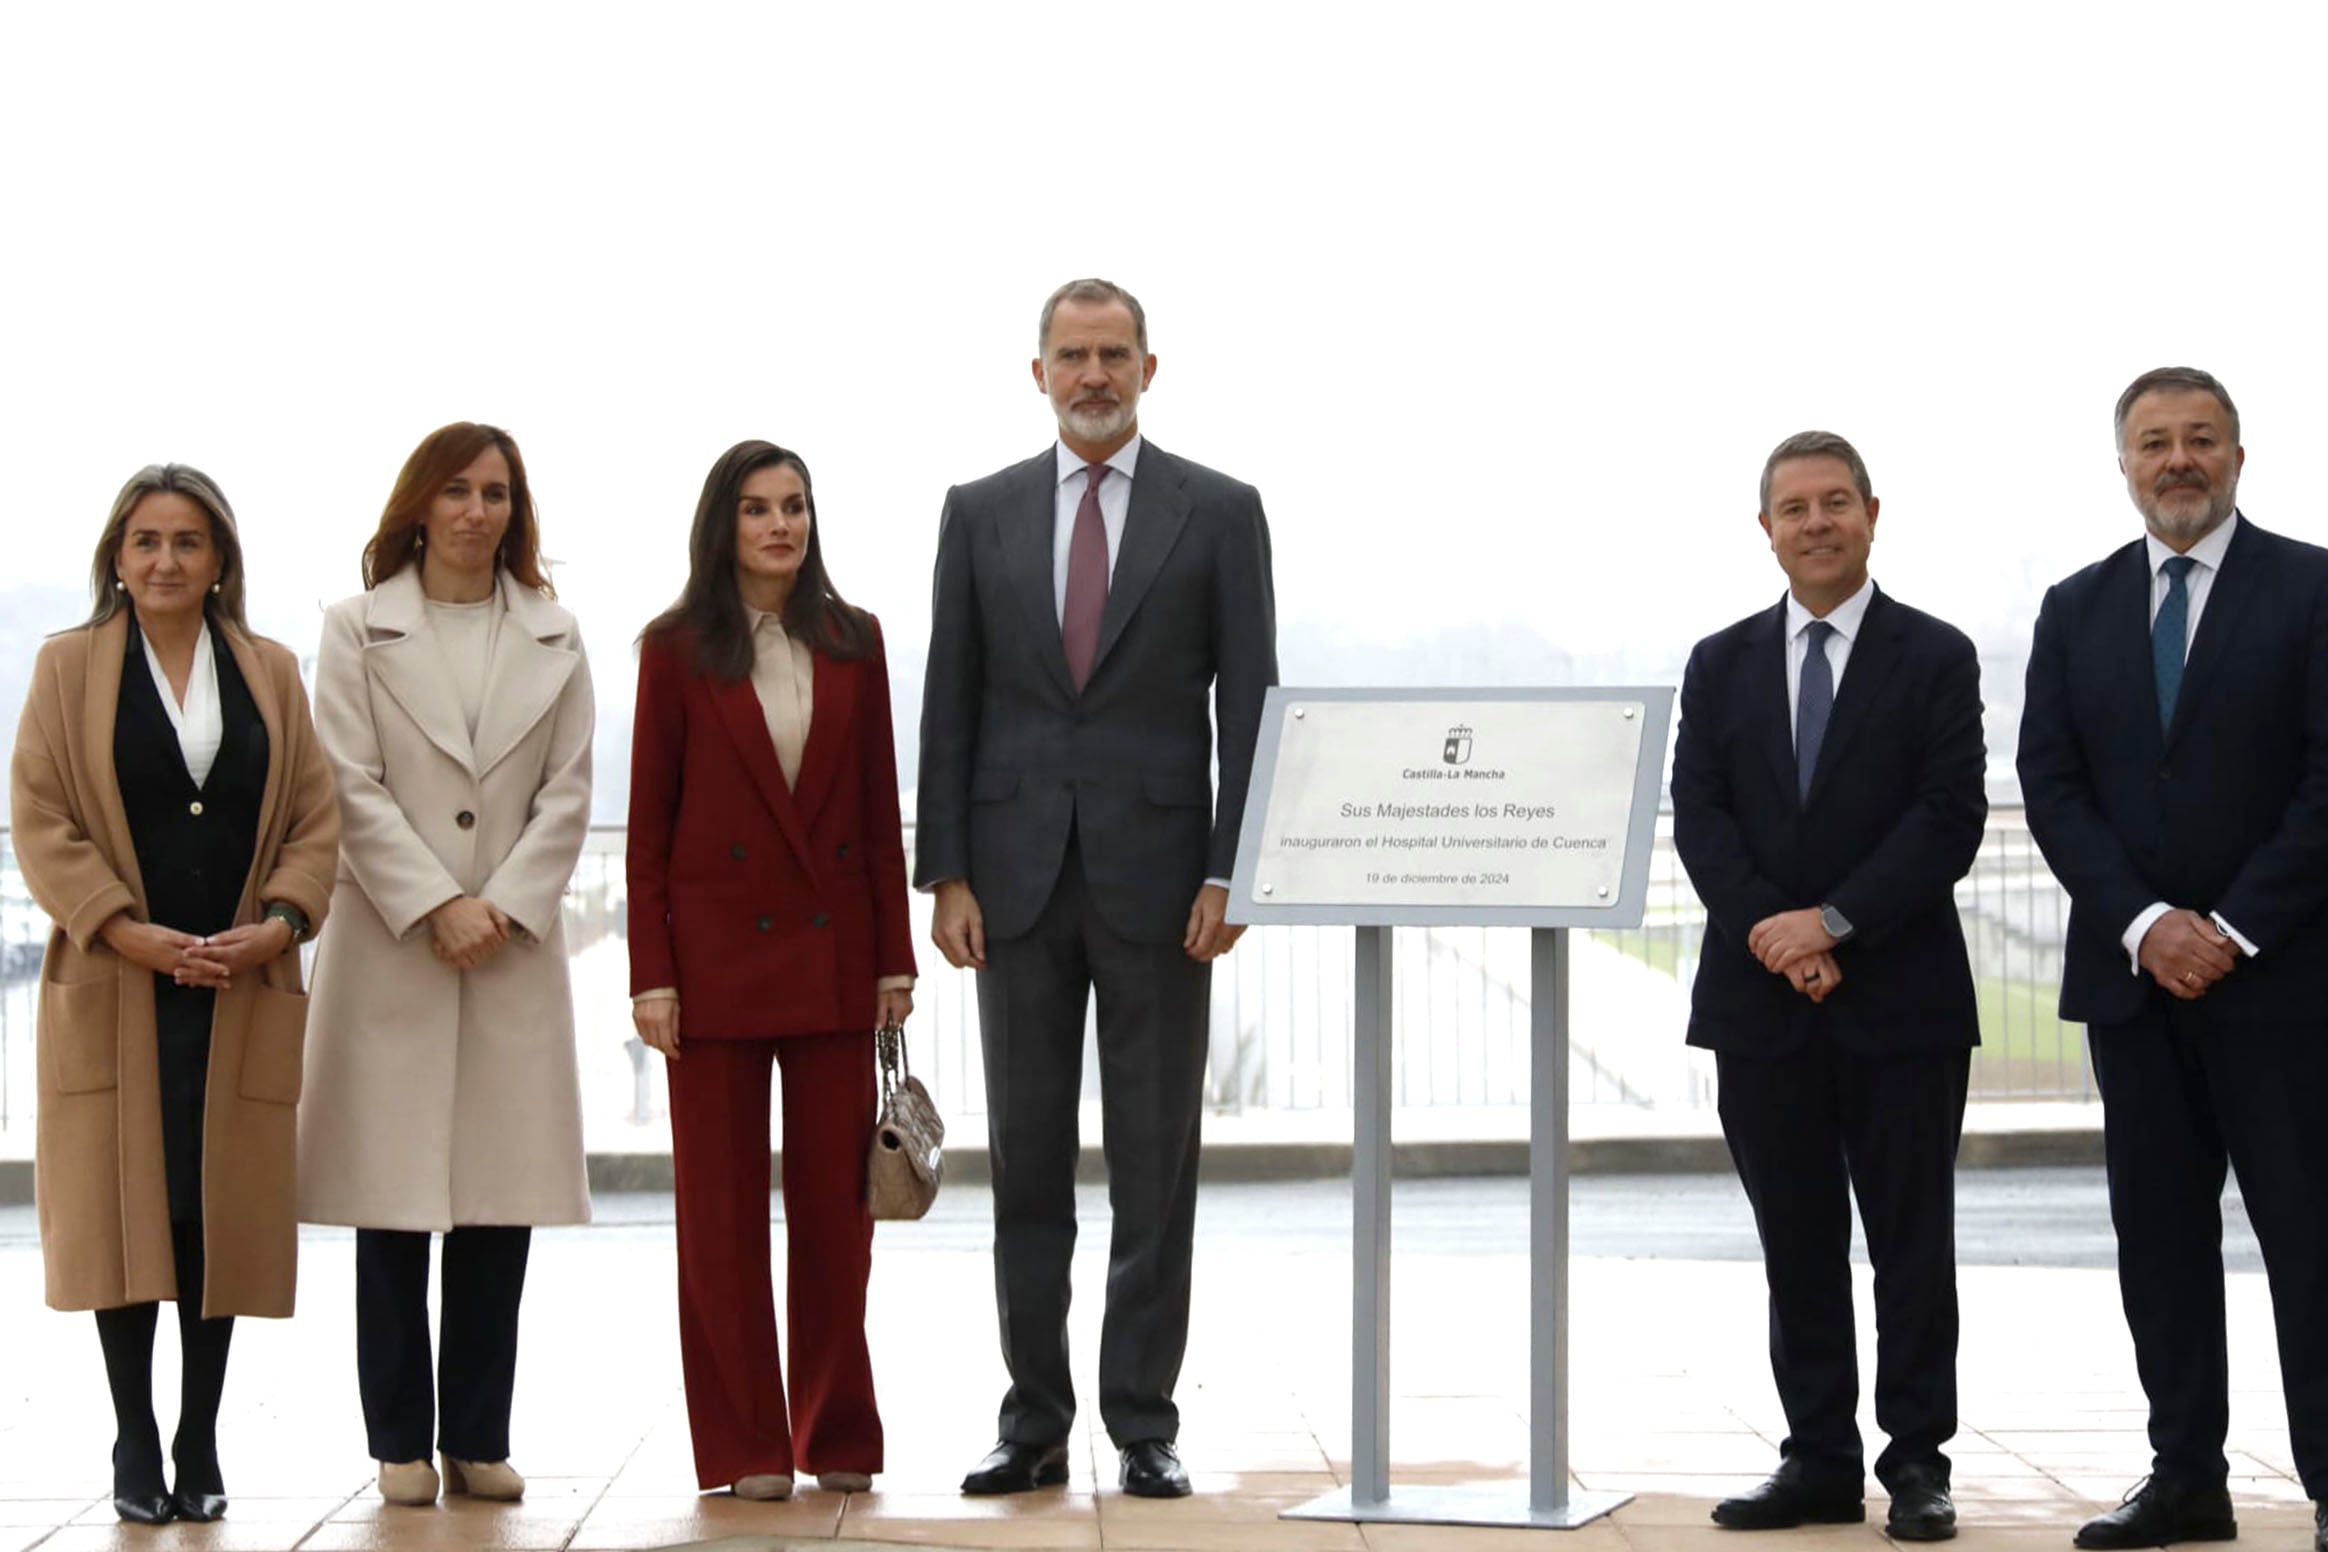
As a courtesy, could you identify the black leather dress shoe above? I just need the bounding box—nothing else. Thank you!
[1119,1439,1191,1499]
[172,1486,228,1522]
[1883,1464,1956,1542]
[1711,1461,1864,1530]
[960,1439,1070,1495]
[2311,1499,2324,1552]
[2073,1477,2235,1549]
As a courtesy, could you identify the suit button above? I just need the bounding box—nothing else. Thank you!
[731,843,747,860]
[188,800,204,816]
[756,916,773,932]
[836,842,851,859]
[811,912,831,928]
[456,810,476,830]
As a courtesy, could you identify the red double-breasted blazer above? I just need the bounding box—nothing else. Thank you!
[626,619,916,1040]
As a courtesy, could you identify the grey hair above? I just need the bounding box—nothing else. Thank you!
[84,463,251,631]
[1038,277,1148,354]
[1759,430,1874,513]
[2114,366,2240,450]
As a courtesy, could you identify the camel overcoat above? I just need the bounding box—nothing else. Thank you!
[9,613,340,1317]
[297,570,594,1231]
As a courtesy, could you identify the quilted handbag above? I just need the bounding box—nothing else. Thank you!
[866,1018,944,1220]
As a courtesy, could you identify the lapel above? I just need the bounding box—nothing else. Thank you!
[1749,599,1796,801]
[218,622,286,917]
[1089,439,1193,681]
[1804,587,1906,806]
[361,571,479,777]
[708,667,820,882]
[80,612,146,908]
[2167,514,2259,750]
[791,647,855,830]
[2096,540,2168,758]
[1000,450,1079,699]
[472,575,580,776]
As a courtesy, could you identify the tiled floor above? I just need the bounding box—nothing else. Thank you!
[0,1183,2316,1551]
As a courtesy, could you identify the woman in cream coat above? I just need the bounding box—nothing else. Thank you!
[299,422,594,1508]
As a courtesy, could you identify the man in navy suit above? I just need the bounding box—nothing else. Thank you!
[2019,367,2328,1552]
[1673,431,1985,1542]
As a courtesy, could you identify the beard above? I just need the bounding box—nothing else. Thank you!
[1058,393,1136,444]
[2137,472,2237,545]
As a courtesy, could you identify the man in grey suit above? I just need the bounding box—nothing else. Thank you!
[916,278,1278,1500]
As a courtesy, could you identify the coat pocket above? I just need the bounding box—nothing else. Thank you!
[239,983,309,1106]
[39,972,120,1095]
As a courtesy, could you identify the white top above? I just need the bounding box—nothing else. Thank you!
[424,590,504,738]
[141,622,222,787]
[1782,577,1876,737]
[1052,435,1141,621]
[2124,512,2255,968]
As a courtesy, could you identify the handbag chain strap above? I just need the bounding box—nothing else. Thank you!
[876,1018,908,1103]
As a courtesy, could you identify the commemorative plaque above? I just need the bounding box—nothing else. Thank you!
[1236,686,1673,1532]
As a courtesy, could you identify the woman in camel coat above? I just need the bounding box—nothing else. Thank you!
[11,462,339,1524]
[298,421,593,1509]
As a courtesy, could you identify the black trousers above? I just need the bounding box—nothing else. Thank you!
[2090,1004,2328,1499]
[354,1226,532,1463]
[975,835,1212,1448]
[94,1218,234,1493]
[1716,1040,1970,1490]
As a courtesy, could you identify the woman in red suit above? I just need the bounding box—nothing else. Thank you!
[627,440,916,1500]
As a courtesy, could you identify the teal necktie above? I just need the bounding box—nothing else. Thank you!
[2153,555,2197,734]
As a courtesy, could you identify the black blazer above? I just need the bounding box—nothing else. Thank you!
[2017,515,2328,1028]
[914,441,1278,943]
[1672,587,1987,1055]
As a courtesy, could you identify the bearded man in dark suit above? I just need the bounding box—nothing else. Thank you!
[916,278,1277,1501]
[1673,430,1986,1542]
[2020,367,2328,1552]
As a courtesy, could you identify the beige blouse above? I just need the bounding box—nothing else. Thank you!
[634,608,913,1007]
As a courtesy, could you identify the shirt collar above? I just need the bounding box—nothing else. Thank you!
[1785,575,1876,644]
[1055,433,1143,489]
[745,605,786,637]
[2144,510,2240,576]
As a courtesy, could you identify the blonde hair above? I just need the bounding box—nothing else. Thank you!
[85,463,250,630]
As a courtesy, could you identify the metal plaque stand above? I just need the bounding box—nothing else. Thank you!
[1282,925,1631,1530]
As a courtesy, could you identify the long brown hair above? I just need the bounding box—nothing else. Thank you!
[640,440,874,678]
[362,422,553,594]
[84,463,252,631]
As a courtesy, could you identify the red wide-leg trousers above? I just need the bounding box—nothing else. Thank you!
[667,1030,881,1488]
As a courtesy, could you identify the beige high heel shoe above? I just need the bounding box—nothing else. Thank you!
[732,1473,793,1500]
[439,1453,525,1501]
[377,1458,440,1505]
[816,1471,873,1493]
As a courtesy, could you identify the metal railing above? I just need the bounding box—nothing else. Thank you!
[0,809,2087,1139]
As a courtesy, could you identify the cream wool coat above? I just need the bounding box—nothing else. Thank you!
[298,570,594,1230]
[10,615,340,1316]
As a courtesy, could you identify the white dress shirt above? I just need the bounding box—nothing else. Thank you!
[2122,512,2257,969]
[1052,435,1140,621]
[1783,577,1876,737]
[141,622,222,787]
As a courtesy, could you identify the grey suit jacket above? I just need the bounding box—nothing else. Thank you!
[914,440,1278,943]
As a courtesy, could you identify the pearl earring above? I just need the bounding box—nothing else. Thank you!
[210,582,222,595]
[113,579,125,592]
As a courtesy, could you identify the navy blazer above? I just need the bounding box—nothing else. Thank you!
[1672,587,1987,1055]
[913,441,1278,943]
[2018,515,2328,1028]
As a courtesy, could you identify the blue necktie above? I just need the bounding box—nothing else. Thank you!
[1796,619,1835,805]
[2153,555,2197,734]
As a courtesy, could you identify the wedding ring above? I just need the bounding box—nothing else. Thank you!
[2182,971,2199,985]
[1805,968,1822,982]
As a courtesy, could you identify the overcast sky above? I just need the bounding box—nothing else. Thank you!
[6,0,2327,676]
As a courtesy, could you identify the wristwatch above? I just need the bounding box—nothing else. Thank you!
[263,901,311,942]
[1818,904,1855,943]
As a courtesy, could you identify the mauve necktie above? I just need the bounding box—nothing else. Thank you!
[1063,462,1109,690]
[1796,619,1836,805]
[2153,554,2196,734]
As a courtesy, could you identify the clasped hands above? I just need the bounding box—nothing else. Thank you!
[100,912,294,992]
[428,895,512,971]
[930,879,1245,970]
[1746,907,1843,1004]
[2138,908,2239,1000]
